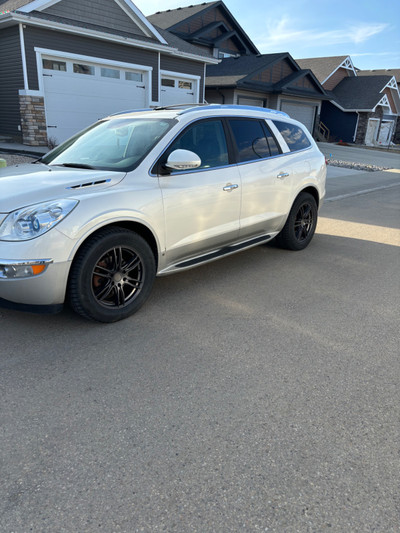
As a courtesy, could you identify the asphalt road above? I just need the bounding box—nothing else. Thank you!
[1,150,400,532]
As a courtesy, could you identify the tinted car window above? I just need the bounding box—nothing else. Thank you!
[272,120,311,152]
[229,119,274,162]
[165,119,229,170]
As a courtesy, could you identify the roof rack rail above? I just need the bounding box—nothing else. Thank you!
[109,108,153,116]
[177,104,289,117]
[153,103,210,111]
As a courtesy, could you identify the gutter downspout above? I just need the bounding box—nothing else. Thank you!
[19,23,28,91]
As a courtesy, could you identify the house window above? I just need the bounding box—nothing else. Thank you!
[73,63,95,75]
[101,67,120,79]
[178,81,192,90]
[161,78,175,87]
[125,72,143,82]
[42,59,66,71]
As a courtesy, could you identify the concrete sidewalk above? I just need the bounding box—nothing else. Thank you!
[0,141,48,156]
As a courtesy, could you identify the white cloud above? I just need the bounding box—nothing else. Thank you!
[256,17,389,52]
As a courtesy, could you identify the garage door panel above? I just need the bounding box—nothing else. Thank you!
[42,56,147,144]
[280,102,316,133]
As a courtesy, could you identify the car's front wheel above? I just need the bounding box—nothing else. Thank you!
[275,192,318,250]
[68,227,156,322]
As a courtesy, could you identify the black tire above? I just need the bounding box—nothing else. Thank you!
[275,192,318,251]
[68,227,156,322]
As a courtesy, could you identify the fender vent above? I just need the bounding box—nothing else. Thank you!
[67,179,111,190]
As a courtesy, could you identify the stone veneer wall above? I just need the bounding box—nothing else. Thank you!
[19,94,48,146]
[355,108,383,144]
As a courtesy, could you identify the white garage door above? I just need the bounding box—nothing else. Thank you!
[42,56,148,144]
[160,75,197,106]
[280,101,316,133]
[237,96,265,107]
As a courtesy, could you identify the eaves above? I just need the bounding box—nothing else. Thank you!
[330,100,373,113]
[0,12,219,64]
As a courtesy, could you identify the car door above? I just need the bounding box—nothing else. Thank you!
[155,118,241,265]
[227,118,293,239]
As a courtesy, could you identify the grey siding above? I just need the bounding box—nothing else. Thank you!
[42,0,147,38]
[0,26,23,137]
[23,26,159,100]
[160,56,205,100]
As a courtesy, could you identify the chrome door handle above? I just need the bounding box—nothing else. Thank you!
[277,172,290,179]
[223,183,239,192]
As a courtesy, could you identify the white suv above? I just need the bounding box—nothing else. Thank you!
[0,105,326,322]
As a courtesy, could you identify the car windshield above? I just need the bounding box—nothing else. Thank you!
[41,117,176,172]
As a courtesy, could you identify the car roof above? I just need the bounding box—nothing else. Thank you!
[108,104,290,122]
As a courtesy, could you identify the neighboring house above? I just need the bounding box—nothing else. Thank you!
[205,53,328,134]
[357,69,400,144]
[0,0,217,145]
[297,56,400,146]
[147,1,259,58]
[149,2,328,135]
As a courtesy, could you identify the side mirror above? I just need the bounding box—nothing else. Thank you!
[165,149,201,171]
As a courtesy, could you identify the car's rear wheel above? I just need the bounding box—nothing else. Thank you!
[68,227,156,322]
[275,192,318,250]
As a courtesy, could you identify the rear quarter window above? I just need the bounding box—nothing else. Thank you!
[272,120,311,152]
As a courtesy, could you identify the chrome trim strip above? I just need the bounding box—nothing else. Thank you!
[0,258,53,266]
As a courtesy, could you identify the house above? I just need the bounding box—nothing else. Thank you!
[297,56,400,146]
[0,0,218,146]
[205,53,328,134]
[149,2,328,135]
[357,69,400,144]
[147,1,259,59]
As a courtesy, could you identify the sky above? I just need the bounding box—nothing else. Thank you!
[134,0,399,70]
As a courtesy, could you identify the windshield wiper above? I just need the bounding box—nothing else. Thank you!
[56,162,97,169]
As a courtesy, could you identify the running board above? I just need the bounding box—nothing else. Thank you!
[175,234,272,269]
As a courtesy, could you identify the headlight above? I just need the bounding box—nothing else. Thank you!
[0,199,78,241]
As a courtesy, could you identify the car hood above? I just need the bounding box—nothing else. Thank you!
[0,163,126,212]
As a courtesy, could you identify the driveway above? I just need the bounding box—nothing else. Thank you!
[1,145,399,531]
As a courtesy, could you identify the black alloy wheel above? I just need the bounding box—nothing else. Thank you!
[275,192,318,250]
[68,228,156,322]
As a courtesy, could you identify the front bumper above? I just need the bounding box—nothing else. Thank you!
[0,259,71,306]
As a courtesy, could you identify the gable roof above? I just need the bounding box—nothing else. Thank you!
[331,75,397,111]
[148,1,219,29]
[206,53,328,99]
[148,1,259,55]
[357,69,400,83]
[296,56,355,84]
[1,0,167,42]
[0,0,217,62]
[0,0,30,9]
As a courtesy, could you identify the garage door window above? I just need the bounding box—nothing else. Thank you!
[42,59,66,71]
[178,81,192,90]
[272,120,311,152]
[73,63,95,75]
[125,72,143,82]
[162,79,175,87]
[101,67,120,79]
